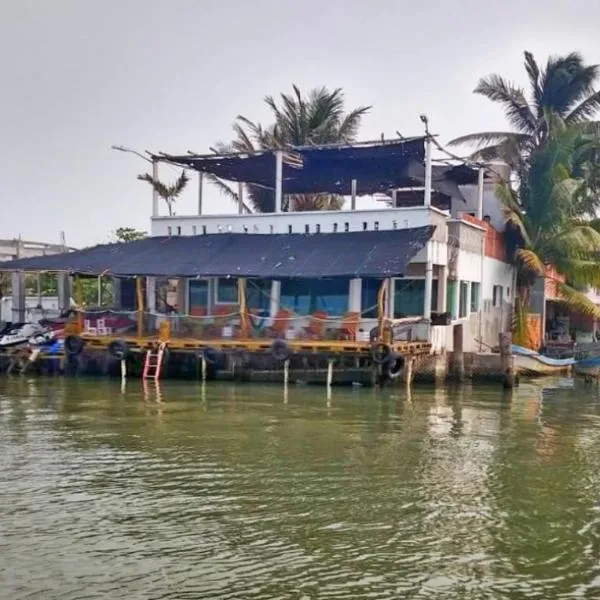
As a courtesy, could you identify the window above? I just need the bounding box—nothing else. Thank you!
[493,284,504,307]
[393,279,438,317]
[167,226,172,236]
[333,223,338,232]
[176,226,182,236]
[281,278,349,316]
[315,223,321,233]
[447,280,457,319]
[188,280,209,316]
[216,278,238,304]
[202,225,207,235]
[362,221,368,231]
[459,281,469,318]
[374,221,379,231]
[192,225,197,235]
[288,225,293,234]
[344,222,349,232]
[305,224,310,234]
[362,278,381,318]
[470,282,480,312]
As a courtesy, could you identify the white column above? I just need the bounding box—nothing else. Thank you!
[58,273,72,312]
[198,172,204,215]
[452,277,460,320]
[438,266,447,312]
[387,279,395,318]
[423,136,432,207]
[270,280,281,320]
[476,167,484,220]
[11,272,25,322]
[274,151,283,213]
[238,182,244,215]
[423,242,433,321]
[351,179,357,210]
[152,159,159,217]
[146,277,156,313]
[348,278,362,313]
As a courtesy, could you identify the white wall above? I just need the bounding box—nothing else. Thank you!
[1,296,60,322]
[452,183,506,232]
[150,206,445,237]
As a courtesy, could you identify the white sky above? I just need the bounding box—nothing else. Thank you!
[1,0,599,247]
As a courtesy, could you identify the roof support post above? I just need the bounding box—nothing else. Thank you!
[423,243,433,326]
[135,276,144,338]
[269,280,281,322]
[476,167,484,220]
[424,136,432,207]
[75,274,83,334]
[274,150,283,213]
[152,159,159,217]
[351,179,357,210]
[377,279,387,341]
[238,182,244,215]
[238,277,248,337]
[198,172,204,215]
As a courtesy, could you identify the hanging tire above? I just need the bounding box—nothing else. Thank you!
[371,342,390,364]
[385,352,405,379]
[271,339,290,362]
[108,339,129,360]
[202,346,220,365]
[64,335,85,356]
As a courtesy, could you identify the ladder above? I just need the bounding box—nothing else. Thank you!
[143,343,166,380]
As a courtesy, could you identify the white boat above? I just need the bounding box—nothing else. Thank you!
[0,322,48,348]
[512,344,574,377]
[574,356,600,378]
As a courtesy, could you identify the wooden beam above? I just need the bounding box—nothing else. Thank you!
[135,276,144,338]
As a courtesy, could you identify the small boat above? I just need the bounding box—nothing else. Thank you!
[512,344,574,376]
[574,356,600,378]
[0,322,50,348]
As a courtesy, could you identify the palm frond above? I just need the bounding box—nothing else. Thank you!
[203,173,253,213]
[523,51,543,113]
[448,131,528,148]
[516,248,545,275]
[556,282,600,318]
[566,90,600,123]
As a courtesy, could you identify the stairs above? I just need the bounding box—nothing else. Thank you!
[143,343,166,380]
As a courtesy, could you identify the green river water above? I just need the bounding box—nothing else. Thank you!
[1,377,600,599]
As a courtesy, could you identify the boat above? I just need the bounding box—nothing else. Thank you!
[512,344,574,376]
[573,356,600,378]
[0,322,50,348]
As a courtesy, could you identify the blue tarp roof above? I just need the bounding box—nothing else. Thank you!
[0,227,435,279]
[161,138,477,197]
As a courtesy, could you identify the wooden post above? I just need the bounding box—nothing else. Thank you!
[201,356,207,381]
[327,359,334,388]
[283,358,289,386]
[499,332,515,388]
[452,323,465,381]
[75,274,84,334]
[377,279,387,341]
[135,276,144,338]
[238,277,248,338]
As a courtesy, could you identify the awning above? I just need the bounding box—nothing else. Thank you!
[0,227,435,279]
[161,138,477,198]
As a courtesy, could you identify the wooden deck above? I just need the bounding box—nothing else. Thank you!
[80,334,432,356]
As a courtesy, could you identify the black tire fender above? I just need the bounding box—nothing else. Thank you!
[271,339,291,362]
[108,339,129,360]
[202,346,220,365]
[64,335,85,356]
[385,352,405,379]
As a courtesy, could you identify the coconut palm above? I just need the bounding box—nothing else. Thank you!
[209,86,371,213]
[450,51,600,166]
[498,123,600,345]
[137,171,189,216]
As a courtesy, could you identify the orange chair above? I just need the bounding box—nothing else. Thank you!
[265,309,292,338]
[300,311,328,340]
[337,311,360,340]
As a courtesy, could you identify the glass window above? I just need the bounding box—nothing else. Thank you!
[493,284,504,307]
[447,280,457,318]
[459,281,469,318]
[189,280,209,316]
[245,279,271,312]
[470,282,480,312]
[281,279,349,316]
[361,278,381,318]
[393,279,438,317]
[216,278,238,304]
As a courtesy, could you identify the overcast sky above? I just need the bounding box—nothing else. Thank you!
[1,0,599,248]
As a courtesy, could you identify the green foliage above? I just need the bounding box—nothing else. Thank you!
[113,227,147,242]
[137,171,189,216]
[450,51,600,166]
[211,86,371,212]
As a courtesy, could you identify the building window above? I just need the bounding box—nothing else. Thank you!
[393,279,438,317]
[363,221,368,231]
[305,224,310,234]
[447,280,457,319]
[215,278,238,304]
[202,225,207,235]
[344,222,349,232]
[167,226,172,236]
[281,278,348,316]
[361,278,381,318]
[288,225,293,234]
[176,226,182,236]
[493,284,504,307]
[333,223,338,232]
[192,225,197,235]
[459,281,469,318]
[470,282,480,312]
[188,279,209,316]
[315,223,321,233]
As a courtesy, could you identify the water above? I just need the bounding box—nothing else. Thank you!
[1,378,600,599]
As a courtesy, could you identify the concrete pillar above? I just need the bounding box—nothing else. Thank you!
[270,280,281,320]
[452,278,460,320]
[348,278,362,313]
[11,272,25,322]
[499,332,516,388]
[146,277,156,313]
[423,243,433,322]
[111,277,121,309]
[57,273,72,313]
[452,323,465,381]
[177,278,187,314]
[438,266,447,313]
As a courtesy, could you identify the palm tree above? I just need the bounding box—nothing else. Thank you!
[137,171,189,216]
[209,86,371,212]
[450,51,600,166]
[498,123,600,345]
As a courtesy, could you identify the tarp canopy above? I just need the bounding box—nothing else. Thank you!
[161,138,478,198]
[0,227,435,279]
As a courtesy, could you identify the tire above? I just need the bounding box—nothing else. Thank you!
[385,352,405,379]
[271,339,290,362]
[371,342,390,364]
[108,339,129,360]
[64,335,85,356]
[202,346,220,365]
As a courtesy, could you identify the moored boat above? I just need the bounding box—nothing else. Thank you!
[573,356,600,378]
[512,344,574,376]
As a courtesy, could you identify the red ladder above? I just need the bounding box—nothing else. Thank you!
[143,342,166,380]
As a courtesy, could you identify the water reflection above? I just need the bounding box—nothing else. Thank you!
[1,378,600,599]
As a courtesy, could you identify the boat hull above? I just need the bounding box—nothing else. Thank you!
[515,354,573,376]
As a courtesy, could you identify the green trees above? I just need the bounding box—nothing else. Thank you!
[211,86,370,212]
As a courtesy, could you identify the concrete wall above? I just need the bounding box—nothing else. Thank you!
[453,182,506,232]
[1,296,60,322]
